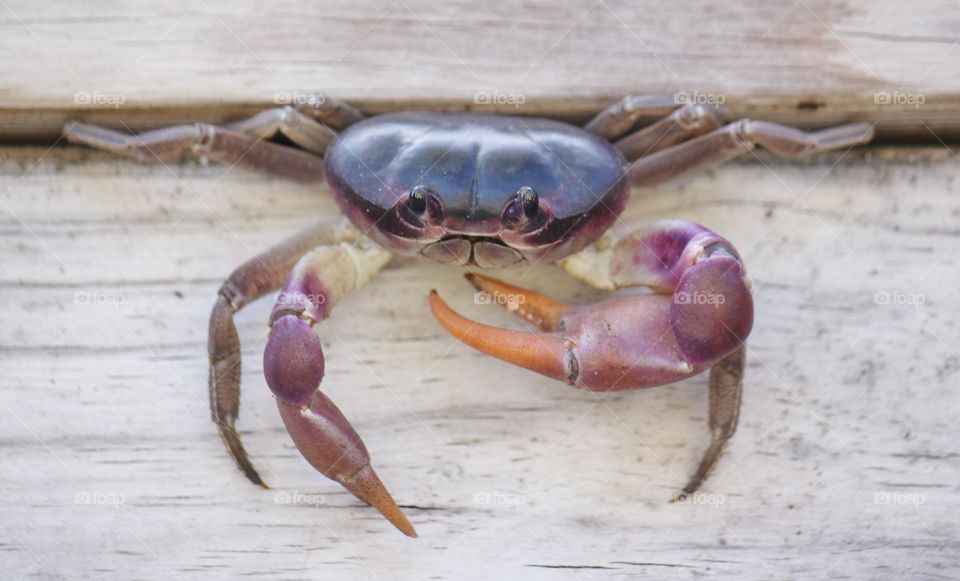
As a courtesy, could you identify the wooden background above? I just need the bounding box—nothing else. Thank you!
[1,1,959,579]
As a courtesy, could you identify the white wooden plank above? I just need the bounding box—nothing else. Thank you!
[1,145,958,579]
[2,0,960,139]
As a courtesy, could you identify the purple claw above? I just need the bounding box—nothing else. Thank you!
[430,220,753,392]
[276,392,417,538]
[264,312,416,537]
[261,242,413,537]
[264,315,325,405]
[610,219,736,291]
[671,255,753,366]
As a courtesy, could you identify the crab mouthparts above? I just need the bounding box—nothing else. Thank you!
[422,236,524,268]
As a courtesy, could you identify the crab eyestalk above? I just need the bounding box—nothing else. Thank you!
[262,236,415,536]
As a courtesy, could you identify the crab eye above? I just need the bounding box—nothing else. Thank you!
[407,185,429,215]
[518,186,538,218]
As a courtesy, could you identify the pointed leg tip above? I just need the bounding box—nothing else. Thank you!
[243,467,269,489]
[341,465,417,538]
[217,422,270,489]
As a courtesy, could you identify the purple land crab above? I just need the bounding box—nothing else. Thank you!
[65,95,873,536]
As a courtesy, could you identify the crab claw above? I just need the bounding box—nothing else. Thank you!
[431,221,753,497]
[429,221,753,392]
[265,315,416,538]
[260,236,413,536]
[430,289,573,382]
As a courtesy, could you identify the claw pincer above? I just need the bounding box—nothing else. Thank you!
[431,220,753,392]
[430,220,753,495]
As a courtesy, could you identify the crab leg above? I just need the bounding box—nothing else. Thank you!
[223,95,364,154]
[260,226,415,536]
[287,94,366,131]
[210,221,358,488]
[225,107,339,155]
[614,104,723,160]
[683,345,744,496]
[62,95,364,180]
[628,119,874,187]
[587,94,874,187]
[584,94,682,140]
[429,220,753,495]
[63,121,326,182]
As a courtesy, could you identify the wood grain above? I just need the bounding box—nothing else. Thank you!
[1,144,958,579]
[1,0,960,140]
[3,0,960,577]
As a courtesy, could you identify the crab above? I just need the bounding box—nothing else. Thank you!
[64,95,873,537]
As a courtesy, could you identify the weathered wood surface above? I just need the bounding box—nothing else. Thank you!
[2,0,960,140]
[2,144,958,579]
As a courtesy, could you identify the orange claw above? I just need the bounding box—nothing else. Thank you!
[428,289,574,383]
[464,272,570,332]
[431,261,752,392]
